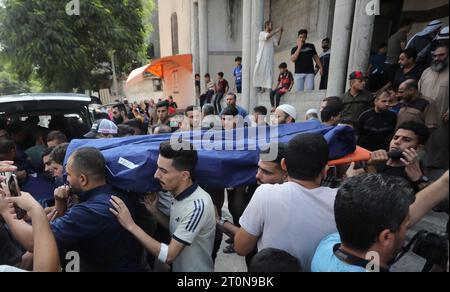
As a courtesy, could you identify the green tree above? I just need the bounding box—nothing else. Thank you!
[0,0,150,92]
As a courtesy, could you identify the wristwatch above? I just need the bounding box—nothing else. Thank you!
[416,176,431,184]
[217,218,226,228]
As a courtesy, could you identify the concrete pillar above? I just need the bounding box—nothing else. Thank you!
[346,0,376,90]
[249,0,264,111]
[327,0,356,97]
[242,0,252,111]
[198,0,208,92]
[191,0,200,77]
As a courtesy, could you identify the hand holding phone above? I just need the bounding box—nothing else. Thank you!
[6,173,27,220]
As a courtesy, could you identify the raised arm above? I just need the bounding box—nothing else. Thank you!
[409,171,449,227]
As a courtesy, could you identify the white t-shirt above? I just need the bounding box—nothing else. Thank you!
[170,184,216,272]
[0,265,26,272]
[239,182,337,272]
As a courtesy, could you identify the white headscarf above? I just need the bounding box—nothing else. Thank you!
[437,26,449,41]
[406,20,443,48]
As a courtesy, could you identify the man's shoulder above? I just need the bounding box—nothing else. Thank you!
[359,108,375,119]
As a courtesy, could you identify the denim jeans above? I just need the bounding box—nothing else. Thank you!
[295,73,315,92]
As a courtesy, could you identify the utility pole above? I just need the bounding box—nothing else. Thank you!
[110,51,121,102]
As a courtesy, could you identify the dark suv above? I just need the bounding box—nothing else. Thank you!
[0,93,94,130]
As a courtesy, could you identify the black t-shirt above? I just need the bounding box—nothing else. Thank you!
[376,164,419,191]
[392,65,425,87]
[291,44,318,74]
[0,223,23,266]
[358,109,397,151]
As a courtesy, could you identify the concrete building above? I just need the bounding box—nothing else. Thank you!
[155,0,448,118]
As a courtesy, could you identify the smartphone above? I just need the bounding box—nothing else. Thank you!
[6,173,27,220]
[388,150,406,161]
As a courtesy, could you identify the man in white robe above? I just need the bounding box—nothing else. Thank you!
[253,21,283,92]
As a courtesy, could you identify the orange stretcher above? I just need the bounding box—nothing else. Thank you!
[328,146,372,167]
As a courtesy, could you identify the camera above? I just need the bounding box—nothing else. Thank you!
[412,230,448,271]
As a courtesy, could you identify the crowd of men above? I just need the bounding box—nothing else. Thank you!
[0,19,449,273]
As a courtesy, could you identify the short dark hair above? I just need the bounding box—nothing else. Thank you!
[335,174,415,251]
[159,141,198,179]
[226,93,237,101]
[49,143,69,165]
[70,147,106,182]
[205,73,210,78]
[253,106,268,116]
[260,143,286,164]
[249,248,302,272]
[125,119,148,135]
[322,37,330,43]
[396,121,430,145]
[285,133,329,181]
[279,62,288,69]
[185,106,195,115]
[221,106,239,117]
[0,139,15,155]
[41,147,55,159]
[436,43,449,52]
[218,72,224,78]
[47,131,67,144]
[322,96,342,105]
[400,18,414,28]
[156,100,169,110]
[321,103,343,123]
[379,43,388,49]
[202,104,215,116]
[298,29,308,37]
[264,21,273,28]
[112,103,127,114]
[117,124,135,137]
[401,48,417,61]
[235,56,242,62]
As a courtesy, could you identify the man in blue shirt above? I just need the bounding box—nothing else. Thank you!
[1,148,146,272]
[221,93,248,118]
[234,57,243,94]
[311,174,415,272]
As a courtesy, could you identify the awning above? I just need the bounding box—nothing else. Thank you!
[146,54,193,78]
[126,54,193,86]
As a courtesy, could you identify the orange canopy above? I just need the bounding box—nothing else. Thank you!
[145,54,193,79]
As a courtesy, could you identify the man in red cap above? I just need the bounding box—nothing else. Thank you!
[340,71,374,125]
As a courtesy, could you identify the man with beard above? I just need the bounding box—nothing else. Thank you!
[254,21,284,93]
[419,44,449,180]
[316,38,331,90]
[112,103,129,125]
[1,148,147,272]
[396,79,438,130]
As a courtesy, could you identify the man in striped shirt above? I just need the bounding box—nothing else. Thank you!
[110,141,216,272]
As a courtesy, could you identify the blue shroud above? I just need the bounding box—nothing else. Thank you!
[65,122,356,192]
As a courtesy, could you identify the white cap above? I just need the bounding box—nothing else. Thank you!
[306,108,319,116]
[84,119,118,138]
[416,20,443,37]
[277,104,297,120]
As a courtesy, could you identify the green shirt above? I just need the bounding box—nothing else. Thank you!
[340,90,375,124]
